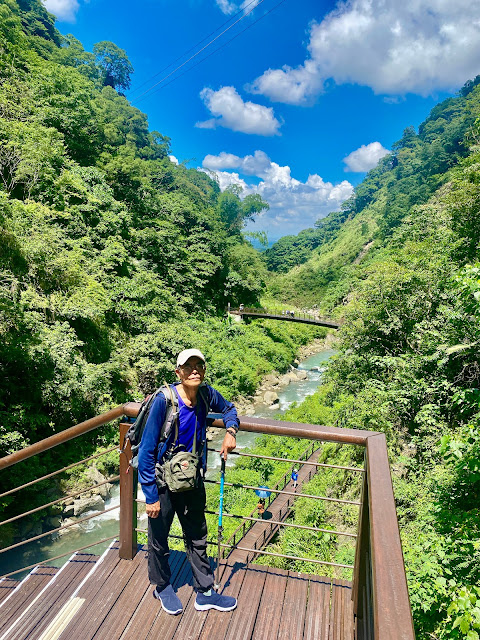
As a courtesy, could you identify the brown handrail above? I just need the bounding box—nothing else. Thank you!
[0,405,131,470]
[0,408,375,470]
[365,434,415,638]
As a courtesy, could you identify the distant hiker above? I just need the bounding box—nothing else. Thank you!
[257,498,266,517]
[138,349,239,615]
[291,468,298,490]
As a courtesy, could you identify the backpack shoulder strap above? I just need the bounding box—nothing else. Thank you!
[198,383,210,412]
[159,382,179,445]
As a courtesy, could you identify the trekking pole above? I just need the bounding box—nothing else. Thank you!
[215,455,226,589]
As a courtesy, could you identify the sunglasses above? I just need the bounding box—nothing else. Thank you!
[180,362,206,373]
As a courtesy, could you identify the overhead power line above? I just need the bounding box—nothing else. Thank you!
[138,0,289,101]
[128,0,261,99]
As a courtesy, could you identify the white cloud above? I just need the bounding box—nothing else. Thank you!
[249,0,480,103]
[207,170,248,191]
[196,86,281,136]
[168,155,179,165]
[202,151,353,239]
[43,0,79,22]
[343,142,390,172]
[215,0,260,16]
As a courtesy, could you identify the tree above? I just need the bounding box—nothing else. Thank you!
[217,187,269,234]
[93,41,133,92]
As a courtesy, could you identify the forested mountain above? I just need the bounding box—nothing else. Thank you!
[267,82,480,637]
[0,0,318,470]
[266,78,480,287]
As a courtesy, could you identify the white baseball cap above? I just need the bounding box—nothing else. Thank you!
[176,349,206,368]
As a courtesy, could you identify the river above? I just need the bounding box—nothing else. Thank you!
[1,349,335,578]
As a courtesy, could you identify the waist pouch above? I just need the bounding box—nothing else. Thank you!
[163,451,200,492]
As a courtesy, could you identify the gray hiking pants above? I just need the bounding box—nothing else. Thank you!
[147,483,214,593]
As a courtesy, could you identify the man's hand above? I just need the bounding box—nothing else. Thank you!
[219,431,236,460]
[146,501,160,518]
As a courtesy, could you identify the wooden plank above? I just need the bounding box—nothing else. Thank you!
[59,551,143,639]
[52,546,122,640]
[0,579,20,604]
[120,549,187,640]
[0,567,58,633]
[328,576,336,640]
[338,579,354,640]
[224,564,268,640]
[303,575,331,640]
[5,554,97,640]
[93,547,150,640]
[252,567,288,640]
[277,571,309,640]
[145,555,195,640]
[70,547,148,640]
[168,558,222,640]
[331,579,344,640]
[195,562,247,640]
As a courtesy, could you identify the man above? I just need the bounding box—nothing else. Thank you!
[138,349,239,615]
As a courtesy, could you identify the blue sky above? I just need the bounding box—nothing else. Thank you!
[45,0,480,241]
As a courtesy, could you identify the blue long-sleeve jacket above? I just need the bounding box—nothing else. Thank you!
[138,383,239,504]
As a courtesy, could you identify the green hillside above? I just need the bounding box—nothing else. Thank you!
[266,84,480,637]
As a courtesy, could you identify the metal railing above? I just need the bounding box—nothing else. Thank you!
[134,441,360,570]
[0,403,415,639]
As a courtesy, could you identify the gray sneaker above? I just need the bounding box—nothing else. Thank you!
[153,584,183,615]
[195,590,237,611]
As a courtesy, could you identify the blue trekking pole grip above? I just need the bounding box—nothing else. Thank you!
[215,455,226,588]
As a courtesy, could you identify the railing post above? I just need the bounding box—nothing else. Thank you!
[119,421,137,559]
[353,461,373,639]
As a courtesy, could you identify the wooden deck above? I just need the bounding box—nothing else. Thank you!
[0,542,355,639]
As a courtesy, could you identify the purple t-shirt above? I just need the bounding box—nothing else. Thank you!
[173,387,205,453]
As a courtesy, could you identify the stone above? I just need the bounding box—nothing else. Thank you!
[279,374,291,386]
[245,407,255,416]
[47,517,61,529]
[73,494,105,517]
[268,402,280,410]
[295,370,308,380]
[263,391,279,405]
[62,503,75,517]
[59,518,82,535]
[84,467,112,500]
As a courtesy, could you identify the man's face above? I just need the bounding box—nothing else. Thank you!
[176,357,206,388]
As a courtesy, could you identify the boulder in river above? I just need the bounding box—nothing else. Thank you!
[263,391,279,405]
[268,402,280,411]
[84,467,112,500]
[263,374,280,387]
[73,494,105,516]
